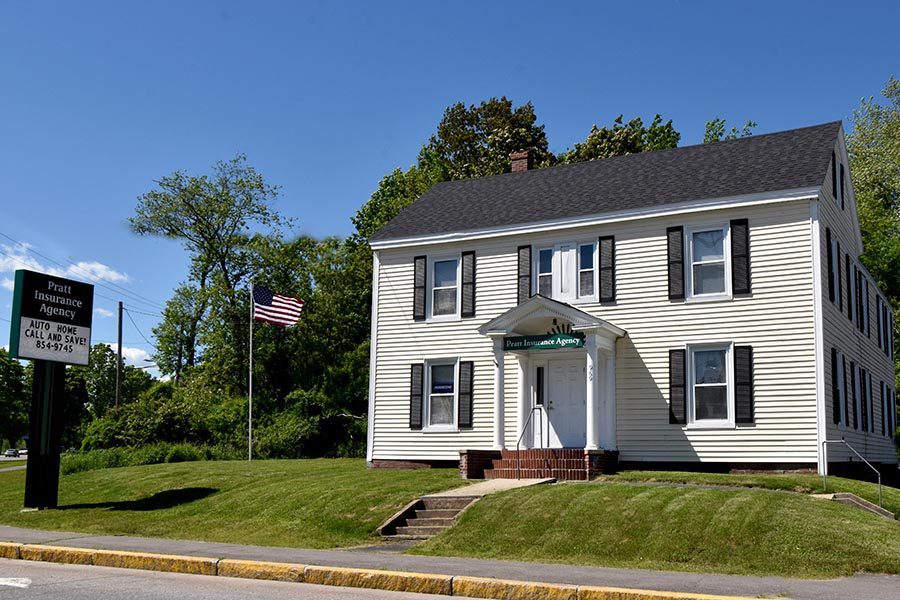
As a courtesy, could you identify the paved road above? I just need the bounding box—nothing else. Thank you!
[2,526,899,600]
[0,560,442,600]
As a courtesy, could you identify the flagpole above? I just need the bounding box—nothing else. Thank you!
[249,282,253,462]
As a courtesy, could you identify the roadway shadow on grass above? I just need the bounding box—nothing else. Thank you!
[60,487,218,511]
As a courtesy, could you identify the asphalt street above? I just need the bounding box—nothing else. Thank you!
[0,560,443,600]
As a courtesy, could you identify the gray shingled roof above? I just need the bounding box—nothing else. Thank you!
[369,121,840,243]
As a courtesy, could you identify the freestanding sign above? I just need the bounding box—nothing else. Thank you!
[8,269,94,509]
[9,269,94,365]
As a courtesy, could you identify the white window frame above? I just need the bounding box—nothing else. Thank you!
[426,255,461,321]
[848,263,857,324]
[423,358,458,431]
[577,242,596,300]
[687,342,735,429]
[835,349,846,427]
[532,241,598,304]
[685,224,732,302]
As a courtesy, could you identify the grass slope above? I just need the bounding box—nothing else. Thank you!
[0,459,464,548]
[412,479,900,578]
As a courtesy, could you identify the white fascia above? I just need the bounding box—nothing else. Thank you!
[810,200,827,475]
[365,250,380,463]
[370,187,821,250]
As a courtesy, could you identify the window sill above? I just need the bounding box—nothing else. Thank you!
[421,426,459,433]
[425,314,461,323]
[685,294,732,304]
[685,422,735,430]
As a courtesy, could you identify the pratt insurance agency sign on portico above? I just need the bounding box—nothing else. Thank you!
[9,269,94,366]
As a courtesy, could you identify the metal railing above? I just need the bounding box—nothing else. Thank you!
[821,438,882,507]
[515,405,545,480]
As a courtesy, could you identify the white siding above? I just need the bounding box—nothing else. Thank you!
[820,138,898,465]
[371,199,823,464]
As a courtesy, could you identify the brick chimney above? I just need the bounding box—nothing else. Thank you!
[510,150,533,173]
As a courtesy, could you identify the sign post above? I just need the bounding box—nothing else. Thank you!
[9,269,94,509]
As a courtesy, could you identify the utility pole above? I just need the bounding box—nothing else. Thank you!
[115,301,123,409]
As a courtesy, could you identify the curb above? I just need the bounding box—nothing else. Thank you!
[0,542,757,600]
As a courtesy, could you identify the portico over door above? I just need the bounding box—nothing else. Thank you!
[479,295,625,451]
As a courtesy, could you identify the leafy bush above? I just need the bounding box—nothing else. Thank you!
[61,443,241,475]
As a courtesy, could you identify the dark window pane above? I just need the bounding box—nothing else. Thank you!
[579,244,594,270]
[429,395,454,425]
[539,249,552,274]
[431,364,454,394]
[695,386,727,420]
[579,271,594,297]
[694,350,726,384]
[432,288,456,315]
[693,263,725,294]
[692,230,724,261]
[539,274,552,297]
[433,260,457,287]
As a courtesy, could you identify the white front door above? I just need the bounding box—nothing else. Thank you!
[547,359,586,448]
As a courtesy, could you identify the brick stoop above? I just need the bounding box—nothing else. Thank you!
[479,449,619,481]
[378,495,479,540]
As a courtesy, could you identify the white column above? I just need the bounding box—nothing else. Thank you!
[517,356,530,448]
[492,337,505,450]
[585,334,599,450]
[599,349,617,449]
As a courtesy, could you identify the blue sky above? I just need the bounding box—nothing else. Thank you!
[1,1,897,372]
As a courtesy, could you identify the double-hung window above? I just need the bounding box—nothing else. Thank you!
[426,360,457,429]
[688,343,733,427]
[428,257,459,319]
[533,242,596,302]
[686,226,729,299]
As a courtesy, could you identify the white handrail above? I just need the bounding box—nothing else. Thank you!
[821,438,882,507]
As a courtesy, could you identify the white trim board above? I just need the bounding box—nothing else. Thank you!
[370,187,820,250]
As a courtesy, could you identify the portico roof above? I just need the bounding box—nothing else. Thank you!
[478,295,626,338]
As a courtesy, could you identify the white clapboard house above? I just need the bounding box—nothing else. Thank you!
[365,122,898,480]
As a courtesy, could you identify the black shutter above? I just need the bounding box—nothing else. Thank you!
[832,151,837,199]
[461,251,476,318]
[860,367,868,432]
[458,361,474,428]
[856,269,863,332]
[413,256,426,322]
[843,356,850,428]
[850,362,858,429]
[831,348,841,424]
[840,163,846,210]
[734,346,754,424]
[877,297,883,351]
[599,235,615,303]
[731,219,751,295]
[669,349,686,424]
[863,279,872,337]
[409,364,424,429]
[837,242,843,312]
[826,228,834,302]
[517,245,532,304]
[667,226,684,300]
[845,255,852,321]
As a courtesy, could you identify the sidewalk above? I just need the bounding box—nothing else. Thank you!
[1,525,898,599]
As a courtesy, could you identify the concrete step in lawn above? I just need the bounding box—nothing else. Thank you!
[812,492,896,520]
[378,495,481,540]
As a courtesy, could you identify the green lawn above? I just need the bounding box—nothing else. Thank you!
[0,459,465,548]
[412,479,900,578]
[600,470,900,518]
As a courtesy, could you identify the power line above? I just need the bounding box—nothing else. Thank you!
[0,231,167,312]
[124,308,158,351]
[123,307,163,318]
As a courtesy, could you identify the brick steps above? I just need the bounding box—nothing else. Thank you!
[484,449,618,481]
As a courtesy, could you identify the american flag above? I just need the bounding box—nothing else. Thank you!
[252,284,305,326]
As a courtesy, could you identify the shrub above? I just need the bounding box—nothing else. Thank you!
[61,443,242,475]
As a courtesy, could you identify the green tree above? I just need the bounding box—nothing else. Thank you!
[847,76,900,394]
[424,97,553,179]
[0,349,28,447]
[131,155,287,393]
[704,117,758,143]
[557,114,680,164]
